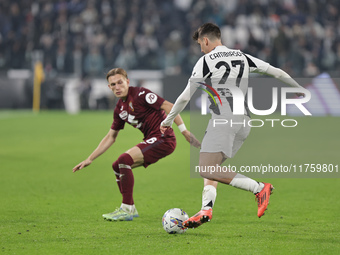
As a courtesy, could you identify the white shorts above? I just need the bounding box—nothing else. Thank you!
[200,115,251,158]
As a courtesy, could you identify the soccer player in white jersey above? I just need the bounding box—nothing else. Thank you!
[160,23,305,228]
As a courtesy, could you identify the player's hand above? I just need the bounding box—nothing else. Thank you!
[160,125,170,134]
[182,130,201,148]
[73,159,92,173]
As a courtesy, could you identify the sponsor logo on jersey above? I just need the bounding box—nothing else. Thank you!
[119,110,128,120]
[129,101,134,111]
[146,93,158,104]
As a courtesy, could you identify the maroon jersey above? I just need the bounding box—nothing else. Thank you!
[111,87,173,139]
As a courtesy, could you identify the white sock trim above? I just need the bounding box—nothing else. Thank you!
[118,164,131,169]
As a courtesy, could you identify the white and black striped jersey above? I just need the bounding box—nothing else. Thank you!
[161,44,303,127]
[192,45,269,94]
[189,45,270,116]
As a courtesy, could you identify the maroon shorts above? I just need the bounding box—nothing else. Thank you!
[136,131,176,168]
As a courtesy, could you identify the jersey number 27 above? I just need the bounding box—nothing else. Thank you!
[215,60,244,87]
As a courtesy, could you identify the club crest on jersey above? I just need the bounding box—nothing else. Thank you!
[129,101,134,111]
[119,110,128,120]
[146,93,157,104]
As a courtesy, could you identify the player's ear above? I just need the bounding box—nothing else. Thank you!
[204,37,209,45]
[126,79,130,86]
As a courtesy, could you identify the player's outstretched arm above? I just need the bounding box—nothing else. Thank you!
[182,131,201,148]
[160,100,201,148]
[73,158,93,173]
[263,65,306,97]
[160,81,193,128]
[72,129,119,173]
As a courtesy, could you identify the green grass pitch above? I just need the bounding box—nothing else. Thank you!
[0,110,339,254]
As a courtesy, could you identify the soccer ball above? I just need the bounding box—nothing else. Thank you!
[162,208,189,234]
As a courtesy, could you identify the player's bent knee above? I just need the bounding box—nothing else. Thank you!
[112,160,119,171]
[117,153,134,166]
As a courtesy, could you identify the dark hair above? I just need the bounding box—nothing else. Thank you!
[106,68,128,81]
[192,23,221,41]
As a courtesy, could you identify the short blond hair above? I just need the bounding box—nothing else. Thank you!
[106,68,128,81]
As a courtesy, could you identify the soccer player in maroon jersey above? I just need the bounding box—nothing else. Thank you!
[73,68,200,221]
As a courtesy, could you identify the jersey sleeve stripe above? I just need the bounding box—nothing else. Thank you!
[243,54,257,68]
[203,56,211,78]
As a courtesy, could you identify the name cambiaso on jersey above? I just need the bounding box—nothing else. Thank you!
[111,87,168,139]
[190,45,270,116]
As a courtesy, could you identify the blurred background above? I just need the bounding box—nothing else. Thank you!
[0,0,340,113]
